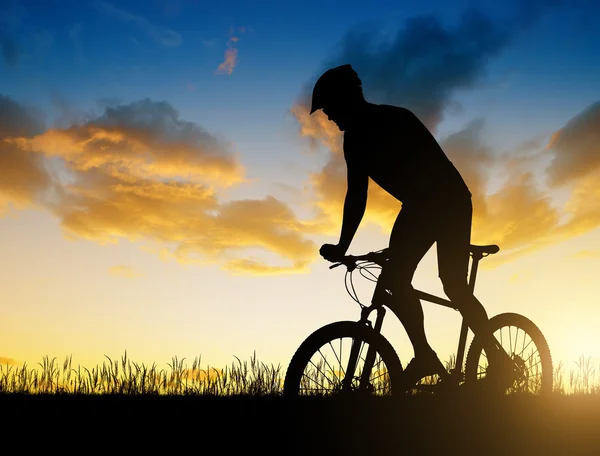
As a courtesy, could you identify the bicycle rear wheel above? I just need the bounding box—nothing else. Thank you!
[464,312,553,395]
[283,321,403,397]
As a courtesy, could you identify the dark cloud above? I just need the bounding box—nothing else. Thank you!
[289,2,585,267]
[440,119,494,216]
[81,98,243,184]
[298,2,569,132]
[49,91,90,129]
[546,101,600,187]
[0,94,45,138]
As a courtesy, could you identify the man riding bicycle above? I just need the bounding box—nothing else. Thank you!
[310,64,514,389]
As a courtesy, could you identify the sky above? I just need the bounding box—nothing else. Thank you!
[1,0,600,377]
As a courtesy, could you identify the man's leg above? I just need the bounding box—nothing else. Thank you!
[375,206,448,380]
[436,198,513,374]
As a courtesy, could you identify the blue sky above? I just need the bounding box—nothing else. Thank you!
[2,0,600,375]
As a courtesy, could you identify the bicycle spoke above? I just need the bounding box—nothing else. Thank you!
[307,359,329,382]
[301,371,328,391]
[317,348,339,383]
[291,329,397,396]
[517,337,535,358]
[522,349,540,366]
[357,341,366,368]
[525,359,542,372]
[340,338,343,378]
[329,340,345,378]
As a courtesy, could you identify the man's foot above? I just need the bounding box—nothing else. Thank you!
[402,349,449,389]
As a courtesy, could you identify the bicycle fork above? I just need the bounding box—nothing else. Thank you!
[342,304,387,392]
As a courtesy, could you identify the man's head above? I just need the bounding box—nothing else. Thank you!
[309,64,365,131]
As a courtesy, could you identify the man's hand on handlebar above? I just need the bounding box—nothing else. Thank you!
[320,245,390,270]
[319,243,347,263]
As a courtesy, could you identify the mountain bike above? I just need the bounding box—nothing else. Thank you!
[283,244,553,396]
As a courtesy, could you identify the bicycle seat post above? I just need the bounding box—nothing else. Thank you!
[468,251,484,293]
[452,251,484,380]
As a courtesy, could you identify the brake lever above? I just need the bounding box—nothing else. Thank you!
[329,256,357,271]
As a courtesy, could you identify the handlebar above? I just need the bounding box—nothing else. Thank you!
[328,249,389,270]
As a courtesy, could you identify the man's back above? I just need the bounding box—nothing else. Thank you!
[343,103,470,206]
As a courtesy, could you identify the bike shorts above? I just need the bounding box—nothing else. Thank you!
[382,196,473,286]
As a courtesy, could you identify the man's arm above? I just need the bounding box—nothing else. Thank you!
[337,159,368,253]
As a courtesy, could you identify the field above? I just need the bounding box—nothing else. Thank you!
[2,353,600,454]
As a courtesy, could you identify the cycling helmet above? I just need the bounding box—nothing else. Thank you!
[309,64,362,114]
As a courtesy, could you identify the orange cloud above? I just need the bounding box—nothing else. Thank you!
[554,169,600,239]
[289,98,598,269]
[546,130,561,151]
[546,101,600,187]
[215,26,248,76]
[0,139,52,214]
[215,48,238,76]
[0,95,51,214]
[1,96,317,275]
[8,101,246,188]
[108,265,142,278]
[171,196,316,272]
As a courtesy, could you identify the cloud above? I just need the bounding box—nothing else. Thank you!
[176,196,316,274]
[0,356,18,365]
[1,95,316,275]
[570,250,600,260]
[0,95,51,214]
[439,119,495,219]
[546,101,600,187]
[10,98,246,186]
[109,265,142,278]
[290,6,543,233]
[553,168,600,240]
[510,271,532,283]
[215,26,248,76]
[0,95,45,137]
[295,6,549,134]
[289,4,597,268]
[93,1,183,46]
[0,137,52,215]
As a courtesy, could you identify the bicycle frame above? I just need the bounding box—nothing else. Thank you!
[343,249,487,390]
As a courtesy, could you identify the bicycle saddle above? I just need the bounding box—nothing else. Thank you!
[469,244,500,256]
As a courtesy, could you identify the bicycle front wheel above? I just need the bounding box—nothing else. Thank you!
[283,321,403,397]
[464,312,553,395]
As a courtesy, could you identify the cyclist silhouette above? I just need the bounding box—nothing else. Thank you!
[311,64,513,389]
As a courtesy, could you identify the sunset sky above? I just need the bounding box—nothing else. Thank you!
[2,0,600,375]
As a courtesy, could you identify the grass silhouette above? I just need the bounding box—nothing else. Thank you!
[3,352,600,454]
[1,351,598,396]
